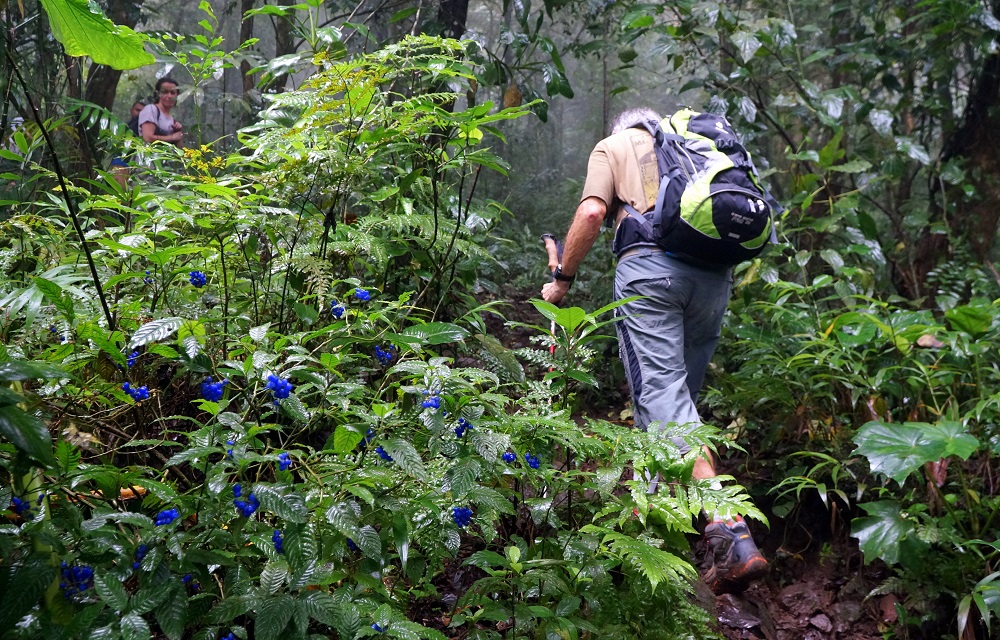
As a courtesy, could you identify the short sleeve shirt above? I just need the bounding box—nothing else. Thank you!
[580,128,660,226]
[137,104,175,136]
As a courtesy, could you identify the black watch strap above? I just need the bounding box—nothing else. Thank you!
[553,265,575,283]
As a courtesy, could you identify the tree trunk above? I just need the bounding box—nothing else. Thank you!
[437,0,469,39]
[240,0,257,96]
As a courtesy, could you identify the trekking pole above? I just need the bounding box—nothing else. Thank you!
[540,234,561,362]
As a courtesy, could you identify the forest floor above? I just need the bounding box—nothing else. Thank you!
[485,289,892,640]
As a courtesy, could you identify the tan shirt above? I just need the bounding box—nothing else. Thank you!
[580,127,661,227]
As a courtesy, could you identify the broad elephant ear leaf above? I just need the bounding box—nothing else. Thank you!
[853,421,980,485]
[39,0,154,70]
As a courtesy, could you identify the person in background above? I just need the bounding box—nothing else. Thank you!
[126,100,145,138]
[540,106,769,595]
[138,77,183,147]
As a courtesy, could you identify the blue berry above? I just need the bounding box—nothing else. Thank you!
[330,300,345,319]
[354,288,371,302]
[265,374,293,403]
[233,484,242,498]
[502,451,516,464]
[122,382,150,402]
[371,623,385,633]
[234,492,260,517]
[421,394,441,409]
[201,376,228,402]
[374,345,394,366]
[272,529,284,554]
[127,351,139,368]
[375,446,393,462]
[454,418,472,438]
[452,506,473,527]
[226,439,235,459]
[277,452,292,471]
[524,453,541,469]
[60,563,94,598]
[189,271,207,288]
[143,270,153,285]
[347,538,359,552]
[154,508,180,526]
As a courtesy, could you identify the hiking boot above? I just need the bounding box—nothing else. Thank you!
[702,516,768,595]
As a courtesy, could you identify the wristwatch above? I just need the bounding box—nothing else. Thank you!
[553,264,575,284]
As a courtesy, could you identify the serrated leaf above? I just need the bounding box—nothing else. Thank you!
[130,318,184,349]
[324,501,361,539]
[357,525,382,558]
[383,439,427,481]
[255,594,294,640]
[0,555,57,630]
[120,612,151,640]
[207,594,256,624]
[260,559,289,594]
[401,322,469,345]
[94,573,129,611]
[253,484,308,523]
[331,426,366,454]
[469,486,514,514]
[446,459,481,497]
[129,583,172,615]
[731,30,762,62]
[155,588,188,640]
[249,323,270,341]
[850,501,914,565]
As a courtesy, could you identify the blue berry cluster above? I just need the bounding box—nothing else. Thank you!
[454,418,472,438]
[524,453,541,469]
[330,300,345,319]
[143,270,153,285]
[452,506,473,528]
[272,529,284,554]
[371,623,385,633]
[127,351,139,368]
[354,288,371,302]
[10,496,33,520]
[60,563,94,598]
[277,452,292,471]
[221,633,237,640]
[266,374,293,405]
[122,382,149,401]
[347,538,359,552]
[201,377,228,402]
[182,573,201,593]
[155,508,180,526]
[502,451,516,464]
[189,271,207,288]
[375,446,393,462]
[133,544,148,570]
[421,391,441,409]
[233,484,260,517]
[374,345,394,366]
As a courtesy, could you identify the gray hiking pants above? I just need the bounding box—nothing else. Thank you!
[614,248,732,454]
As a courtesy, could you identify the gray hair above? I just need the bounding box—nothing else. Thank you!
[610,107,662,135]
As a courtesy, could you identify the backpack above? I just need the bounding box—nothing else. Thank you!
[619,109,781,265]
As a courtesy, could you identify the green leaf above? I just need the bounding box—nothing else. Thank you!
[256,594,294,640]
[260,559,288,594]
[94,573,129,611]
[33,276,75,320]
[945,303,992,338]
[330,426,366,454]
[155,588,188,640]
[130,318,185,349]
[401,322,469,345]
[119,612,151,640]
[39,0,155,69]
[129,583,172,615]
[253,484,309,523]
[854,421,980,484]
[0,555,57,630]
[0,361,71,381]
[850,501,914,565]
[0,404,55,466]
[383,438,427,481]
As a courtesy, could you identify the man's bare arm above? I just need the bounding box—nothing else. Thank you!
[541,196,607,305]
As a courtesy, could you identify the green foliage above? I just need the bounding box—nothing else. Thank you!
[0,34,744,640]
[38,0,154,69]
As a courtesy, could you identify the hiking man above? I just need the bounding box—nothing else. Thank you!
[540,107,769,594]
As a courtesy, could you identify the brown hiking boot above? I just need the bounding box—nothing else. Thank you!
[703,516,768,594]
